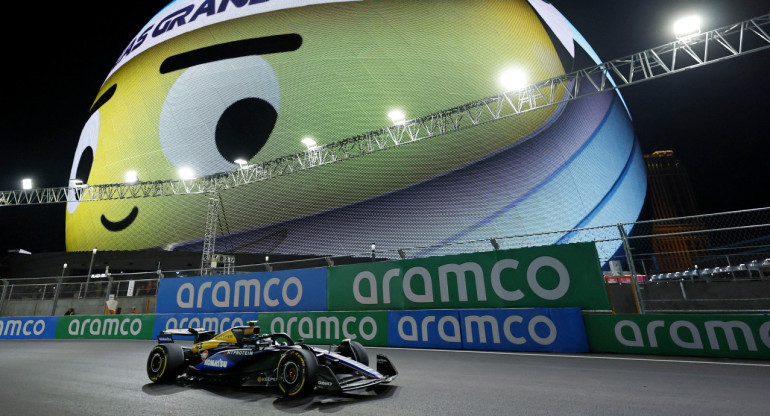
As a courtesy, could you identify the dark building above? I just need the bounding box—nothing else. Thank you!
[644,150,709,272]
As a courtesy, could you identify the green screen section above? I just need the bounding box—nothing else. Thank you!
[258,311,388,346]
[328,242,609,311]
[584,314,770,360]
[56,315,155,340]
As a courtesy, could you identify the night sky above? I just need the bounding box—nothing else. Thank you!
[1,1,768,254]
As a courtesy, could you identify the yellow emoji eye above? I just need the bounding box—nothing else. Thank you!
[159,55,280,176]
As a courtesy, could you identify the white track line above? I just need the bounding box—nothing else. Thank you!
[371,346,770,367]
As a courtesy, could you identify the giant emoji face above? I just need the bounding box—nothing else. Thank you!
[66,0,646,259]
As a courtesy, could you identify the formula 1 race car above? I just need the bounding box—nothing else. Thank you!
[146,321,397,397]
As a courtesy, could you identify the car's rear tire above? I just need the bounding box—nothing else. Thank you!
[277,349,318,397]
[336,339,369,366]
[147,344,184,382]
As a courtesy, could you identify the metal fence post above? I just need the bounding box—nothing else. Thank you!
[0,279,9,316]
[105,275,114,303]
[618,224,645,314]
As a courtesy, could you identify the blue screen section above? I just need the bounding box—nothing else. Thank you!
[153,312,259,339]
[156,268,327,313]
[0,316,58,339]
[388,308,588,353]
[388,310,463,349]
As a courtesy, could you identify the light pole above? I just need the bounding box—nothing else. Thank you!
[51,263,67,315]
[83,247,97,298]
[371,243,376,262]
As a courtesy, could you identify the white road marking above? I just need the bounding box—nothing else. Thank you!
[370,346,770,367]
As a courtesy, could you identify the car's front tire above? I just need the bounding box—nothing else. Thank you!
[277,348,318,397]
[147,344,184,382]
[336,339,369,366]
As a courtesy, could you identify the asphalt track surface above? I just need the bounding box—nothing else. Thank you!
[1,340,768,415]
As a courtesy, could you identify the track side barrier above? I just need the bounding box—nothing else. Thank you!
[0,316,58,339]
[55,315,155,340]
[389,308,588,352]
[153,312,259,339]
[256,308,587,353]
[584,314,770,360]
[327,243,610,311]
[156,268,327,314]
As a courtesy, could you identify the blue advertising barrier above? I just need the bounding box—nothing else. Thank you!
[153,312,260,339]
[0,316,59,339]
[156,268,328,313]
[388,308,588,353]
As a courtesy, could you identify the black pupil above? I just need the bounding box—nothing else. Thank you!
[215,98,277,163]
[75,147,94,184]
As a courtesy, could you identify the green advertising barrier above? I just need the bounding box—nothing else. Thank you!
[56,315,155,340]
[584,314,770,360]
[328,243,609,311]
[258,311,388,346]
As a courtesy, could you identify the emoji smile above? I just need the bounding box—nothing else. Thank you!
[101,206,139,231]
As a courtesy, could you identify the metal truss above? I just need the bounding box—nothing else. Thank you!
[200,185,220,275]
[2,14,768,208]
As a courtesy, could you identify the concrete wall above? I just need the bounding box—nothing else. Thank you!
[4,281,769,317]
[2,296,156,317]
[606,280,770,313]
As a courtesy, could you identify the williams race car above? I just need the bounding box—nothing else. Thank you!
[146,321,397,397]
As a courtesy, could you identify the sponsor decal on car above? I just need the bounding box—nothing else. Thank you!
[204,358,230,368]
[200,350,209,359]
[225,349,254,356]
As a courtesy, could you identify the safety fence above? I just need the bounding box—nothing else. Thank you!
[1,208,768,316]
[2,242,769,360]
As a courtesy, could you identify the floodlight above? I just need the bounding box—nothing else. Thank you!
[125,170,138,183]
[178,167,195,180]
[302,137,317,149]
[234,159,248,168]
[499,68,527,91]
[388,110,406,125]
[674,15,701,39]
[22,178,32,190]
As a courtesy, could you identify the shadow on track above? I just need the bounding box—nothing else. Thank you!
[141,379,399,412]
[273,384,399,412]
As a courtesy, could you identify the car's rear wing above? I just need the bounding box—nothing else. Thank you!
[157,327,216,344]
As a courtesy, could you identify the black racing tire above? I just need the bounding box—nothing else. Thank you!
[335,339,369,366]
[277,348,318,397]
[147,344,184,383]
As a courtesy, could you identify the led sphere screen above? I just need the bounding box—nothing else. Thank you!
[66,0,646,259]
